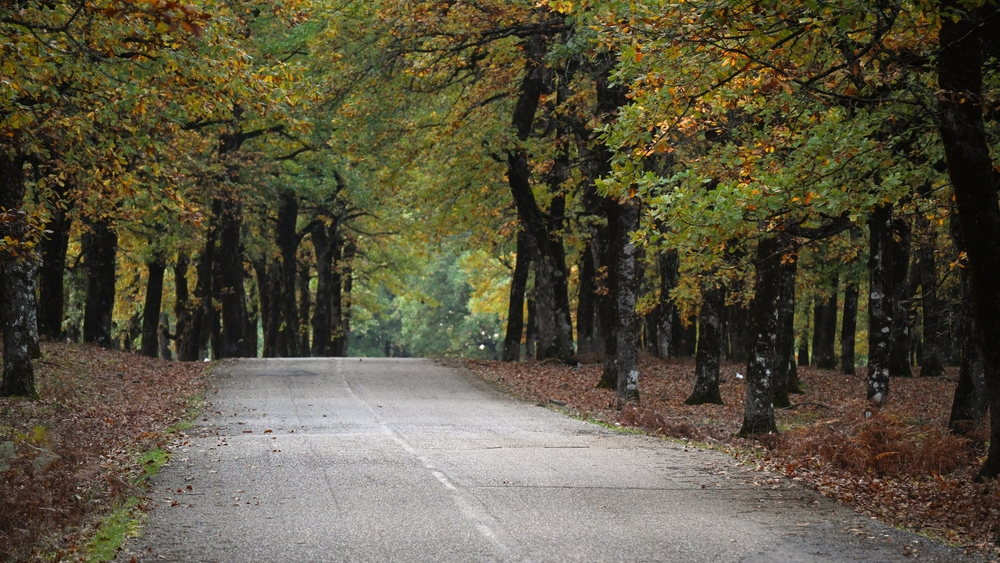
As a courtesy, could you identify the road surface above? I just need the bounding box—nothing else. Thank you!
[117,358,986,562]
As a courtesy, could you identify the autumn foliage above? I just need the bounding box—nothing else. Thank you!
[0,343,207,562]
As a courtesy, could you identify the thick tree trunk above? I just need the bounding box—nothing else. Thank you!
[1,259,38,397]
[276,190,300,357]
[937,3,1000,477]
[82,220,117,348]
[503,231,531,361]
[310,220,337,357]
[775,255,800,401]
[575,239,598,361]
[867,204,893,405]
[37,203,71,340]
[947,209,988,433]
[174,254,200,362]
[740,234,785,436]
[812,274,838,369]
[0,151,37,396]
[654,251,679,359]
[140,256,166,358]
[599,196,641,402]
[158,313,172,360]
[916,210,944,377]
[686,282,724,405]
[215,194,252,358]
[888,217,913,377]
[840,281,859,375]
[525,297,537,360]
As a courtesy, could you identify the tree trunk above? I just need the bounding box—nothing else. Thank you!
[945,201,989,436]
[333,239,356,356]
[686,282,724,405]
[812,273,839,369]
[937,2,1000,477]
[525,297,537,360]
[654,251,679,359]
[276,190,300,357]
[503,231,531,362]
[158,313,172,360]
[174,254,199,361]
[739,234,785,436]
[1,151,37,396]
[916,207,944,377]
[775,255,800,401]
[797,311,810,366]
[867,204,893,405]
[37,202,71,340]
[503,34,574,364]
[82,220,117,348]
[310,220,337,357]
[840,281,859,375]
[215,193,252,358]
[140,255,166,358]
[726,300,749,363]
[297,258,311,355]
[888,216,913,377]
[600,196,641,403]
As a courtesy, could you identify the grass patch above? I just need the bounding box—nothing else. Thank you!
[81,498,144,563]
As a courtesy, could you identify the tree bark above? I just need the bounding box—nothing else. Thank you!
[775,255,800,401]
[156,312,171,360]
[525,297,537,360]
[947,208,988,434]
[215,193,252,358]
[937,2,1000,477]
[37,198,71,340]
[867,204,893,405]
[310,219,338,357]
[654,251,680,359]
[276,190,300,357]
[297,258,311,355]
[1,151,37,397]
[812,273,839,369]
[140,255,166,358]
[840,281,859,375]
[503,231,531,361]
[82,220,117,348]
[686,282,724,405]
[915,206,944,377]
[174,254,199,361]
[599,196,641,403]
[887,216,913,377]
[739,234,785,436]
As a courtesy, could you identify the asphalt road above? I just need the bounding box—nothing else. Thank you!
[117,358,988,562]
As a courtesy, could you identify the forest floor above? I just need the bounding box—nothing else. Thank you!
[0,343,208,562]
[2,344,998,561]
[466,357,1000,559]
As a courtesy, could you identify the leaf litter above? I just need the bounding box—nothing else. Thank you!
[466,356,999,557]
[0,342,207,562]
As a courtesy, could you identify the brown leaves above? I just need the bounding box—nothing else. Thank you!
[0,342,208,561]
[467,358,999,556]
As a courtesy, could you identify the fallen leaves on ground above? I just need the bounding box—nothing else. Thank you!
[466,356,1000,556]
[0,343,208,562]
